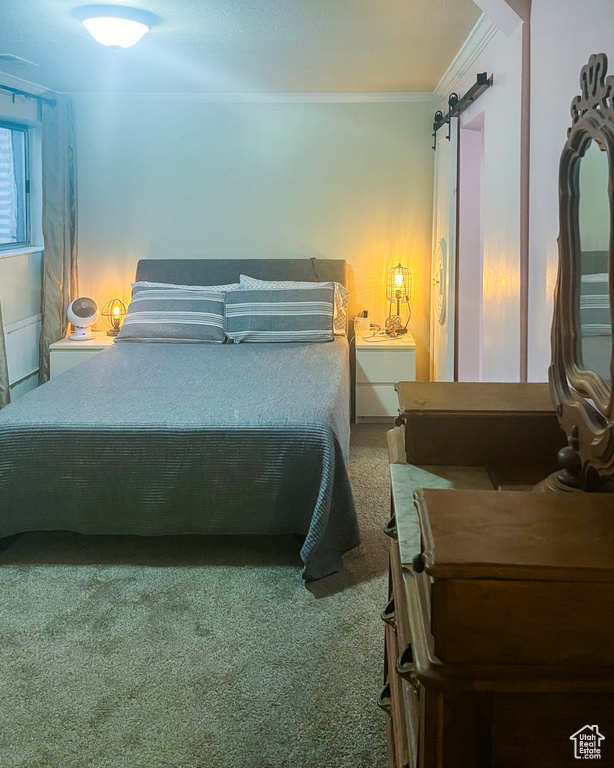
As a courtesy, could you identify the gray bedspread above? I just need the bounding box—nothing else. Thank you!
[0,338,359,580]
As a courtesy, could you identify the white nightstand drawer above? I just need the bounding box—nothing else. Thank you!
[354,332,416,420]
[49,334,115,379]
[356,383,401,418]
[356,348,416,384]
[50,349,103,378]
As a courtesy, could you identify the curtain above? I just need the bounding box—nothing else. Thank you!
[39,96,78,384]
[0,300,9,408]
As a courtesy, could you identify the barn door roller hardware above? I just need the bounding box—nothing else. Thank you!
[432,72,492,150]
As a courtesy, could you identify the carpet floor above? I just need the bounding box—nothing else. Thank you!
[0,424,391,768]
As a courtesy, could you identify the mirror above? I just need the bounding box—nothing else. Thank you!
[549,53,614,489]
[577,138,611,387]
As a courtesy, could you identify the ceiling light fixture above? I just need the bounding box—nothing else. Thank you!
[71,5,158,48]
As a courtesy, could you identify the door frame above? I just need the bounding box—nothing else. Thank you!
[430,116,459,382]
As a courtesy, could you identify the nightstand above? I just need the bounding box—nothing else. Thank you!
[355,332,416,421]
[49,333,115,378]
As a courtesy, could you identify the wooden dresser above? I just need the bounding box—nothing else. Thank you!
[382,469,614,767]
[394,382,566,489]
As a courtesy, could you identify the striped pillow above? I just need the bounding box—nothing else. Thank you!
[115,284,226,343]
[580,272,611,337]
[131,280,242,292]
[225,287,335,343]
[239,274,349,335]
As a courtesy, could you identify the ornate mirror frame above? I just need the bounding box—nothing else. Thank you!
[550,53,614,486]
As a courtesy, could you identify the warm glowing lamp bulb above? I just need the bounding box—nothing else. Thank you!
[101,298,127,336]
[395,273,403,287]
[82,16,150,47]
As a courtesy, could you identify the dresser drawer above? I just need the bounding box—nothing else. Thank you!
[383,623,411,768]
[389,541,411,652]
[387,542,420,768]
[395,382,564,467]
[415,488,614,666]
[431,577,614,665]
[356,348,415,384]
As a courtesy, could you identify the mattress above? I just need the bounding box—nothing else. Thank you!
[0,337,359,580]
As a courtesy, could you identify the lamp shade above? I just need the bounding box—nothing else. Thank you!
[72,5,158,48]
[386,263,412,304]
[82,17,149,47]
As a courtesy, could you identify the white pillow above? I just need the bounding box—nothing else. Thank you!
[131,280,241,291]
[239,275,349,335]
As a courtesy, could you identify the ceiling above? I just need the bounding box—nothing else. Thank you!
[0,0,481,94]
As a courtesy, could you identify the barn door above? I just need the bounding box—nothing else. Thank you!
[430,116,458,381]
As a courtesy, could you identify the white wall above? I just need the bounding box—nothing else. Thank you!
[437,22,523,382]
[75,96,435,379]
[528,0,614,380]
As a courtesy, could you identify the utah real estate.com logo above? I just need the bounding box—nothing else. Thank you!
[570,725,605,760]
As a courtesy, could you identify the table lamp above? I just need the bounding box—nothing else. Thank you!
[101,298,127,337]
[385,263,412,337]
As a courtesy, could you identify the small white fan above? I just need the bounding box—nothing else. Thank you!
[67,297,99,340]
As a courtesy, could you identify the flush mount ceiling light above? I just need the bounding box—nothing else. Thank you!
[71,5,158,48]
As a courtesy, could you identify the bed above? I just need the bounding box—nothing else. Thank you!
[0,258,360,580]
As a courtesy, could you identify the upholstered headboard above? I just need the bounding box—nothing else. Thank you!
[135,258,347,288]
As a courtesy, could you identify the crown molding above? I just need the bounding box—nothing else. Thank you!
[68,91,435,103]
[434,14,498,100]
[0,69,54,97]
[472,0,524,37]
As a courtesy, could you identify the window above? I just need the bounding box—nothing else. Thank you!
[0,122,29,248]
